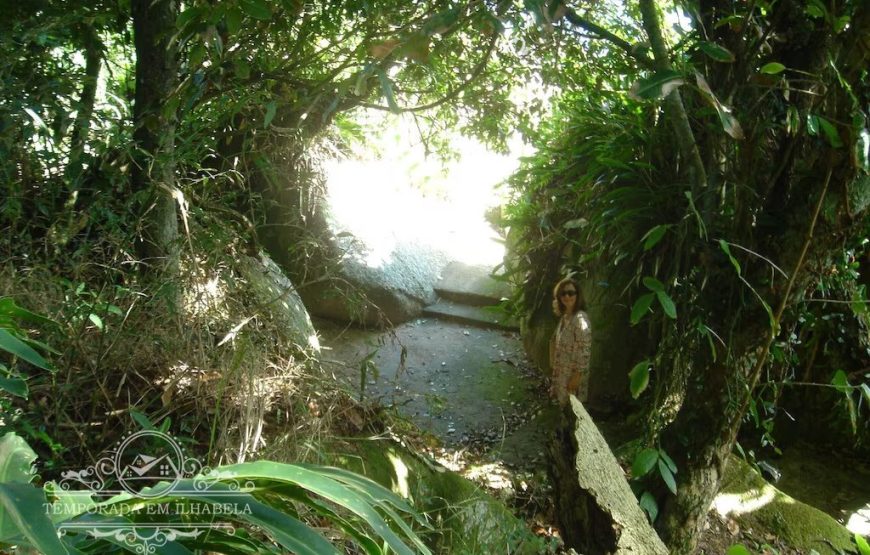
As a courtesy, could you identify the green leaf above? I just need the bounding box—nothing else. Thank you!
[0,328,51,370]
[240,0,272,21]
[189,43,206,69]
[718,239,742,275]
[130,410,156,431]
[639,491,658,522]
[0,483,71,553]
[0,298,57,328]
[656,290,677,319]
[642,277,664,292]
[699,41,735,62]
[0,376,27,398]
[376,69,400,114]
[629,360,651,399]
[207,462,429,555]
[717,107,744,140]
[226,7,244,34]
[831,369,850,393]
[726,545,753,555]
[176,6,205,29]
[695,73,744,140]
[658,458,677,494]
[658,449,677,474]
[642,224,668,251]
[860,383,870,406]
[629,70,685,100]
[88,313,103,331]
[806,114,819,135]
[834,15,850,33]
[760,62,786,74]
[632,448,659,478]
[818,116,843,148]
[0,433,37,485]
[630,293,655,325]
[855,533,870,555]
[263,100,277,128]
[234,58,251,80]
[805,0,826,19]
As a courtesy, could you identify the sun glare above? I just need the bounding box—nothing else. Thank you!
[324,112,528,269]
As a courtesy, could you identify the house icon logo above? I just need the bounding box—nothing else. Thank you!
[115,430,186,498]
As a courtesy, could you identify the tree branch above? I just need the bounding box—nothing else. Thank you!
[638,0,708,196]
[358,31,499,114]
[563,8,654,69]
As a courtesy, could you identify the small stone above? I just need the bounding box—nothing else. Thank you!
[441,361,446,366]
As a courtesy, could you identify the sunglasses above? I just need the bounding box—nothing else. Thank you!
[560,290,577,297]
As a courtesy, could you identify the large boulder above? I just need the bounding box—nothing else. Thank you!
[301,238,446,327]
[236,252,320,352]
[712,456,856,554]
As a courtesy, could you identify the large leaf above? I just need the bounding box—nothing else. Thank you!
[240,0,271,21]
[639,491,658,522]
[642,276,664,293]
[855,533,870,555]
[0,483,73,553]
[699,41,735,62]
[818,116,843,147]
[658,458,677,494]
[0,328,51,370]
[630,293,655,325]
[375,69,400,114]
[760,62,786,74]
[631,448,659,478]
[641,224,669,251]
[0,433,36,486]
[695,73,744,139]
[656,290,677,319]
[208,462,429,555]
[0,298,57,328]
[629,360,651,399]
[629,70,685,100]
[0,376,27,398]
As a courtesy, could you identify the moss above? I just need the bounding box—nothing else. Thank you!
[476,362,530,404]
[717,456,855,554]
[326,438,543,555]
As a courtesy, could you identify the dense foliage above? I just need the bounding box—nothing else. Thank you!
[1,0,868,553]
[502,0,868,551]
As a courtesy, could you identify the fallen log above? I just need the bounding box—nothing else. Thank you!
[550,395,669,555]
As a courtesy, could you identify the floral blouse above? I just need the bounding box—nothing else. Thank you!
[551,310,592,405]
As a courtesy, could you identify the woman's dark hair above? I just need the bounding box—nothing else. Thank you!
[552,277,585,316]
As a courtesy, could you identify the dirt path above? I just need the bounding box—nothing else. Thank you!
[317,317,558,470]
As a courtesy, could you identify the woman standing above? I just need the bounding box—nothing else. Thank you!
[549,277,592,406]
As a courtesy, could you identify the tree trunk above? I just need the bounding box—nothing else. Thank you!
[66,25,101,184]
[131,0,179,272]
[550,397,669,554]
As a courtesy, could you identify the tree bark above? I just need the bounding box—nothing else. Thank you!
[131,0,179,272]
[550,397,669,554]
[66,25,102,184]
